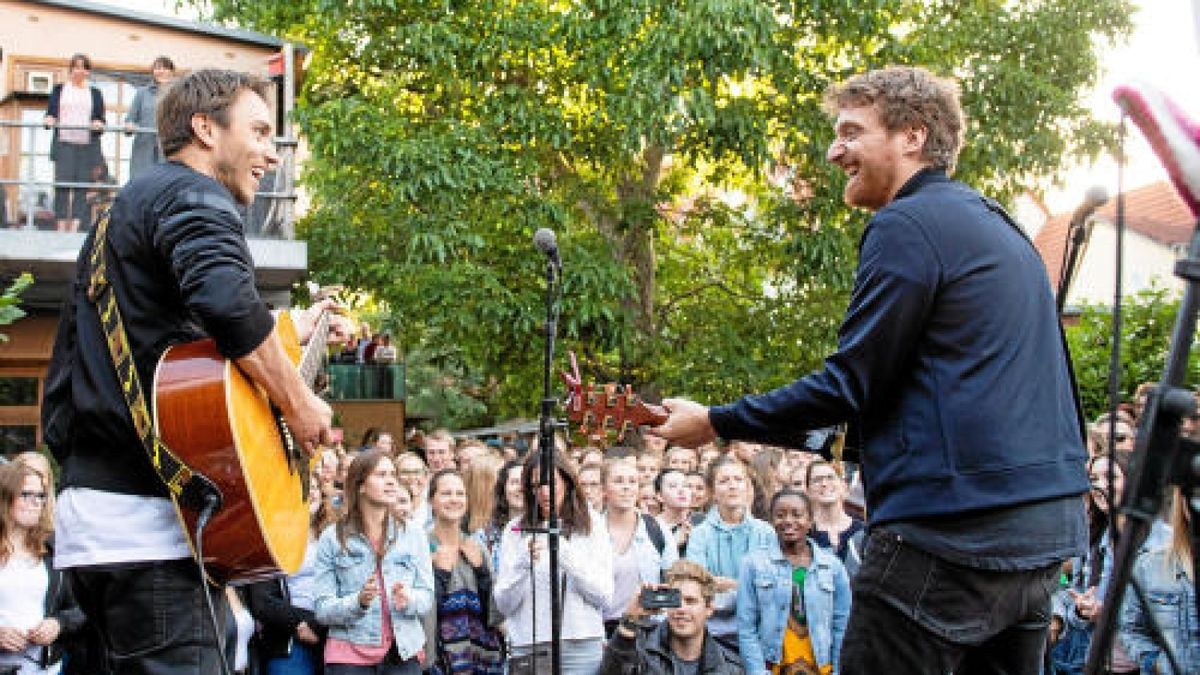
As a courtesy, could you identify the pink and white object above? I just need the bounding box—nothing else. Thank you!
[1113,81,1200,218]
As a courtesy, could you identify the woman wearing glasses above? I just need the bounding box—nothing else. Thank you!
[0,463,84,674]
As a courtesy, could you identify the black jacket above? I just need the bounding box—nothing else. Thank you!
[599,622,744,675]
[710,169,1089,525]
[41,161,275,496]
[37,543,87,668]
[244,577,324,669]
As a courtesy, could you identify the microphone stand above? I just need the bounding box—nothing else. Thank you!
[537,254,564,675]
[1084,220,1200,675]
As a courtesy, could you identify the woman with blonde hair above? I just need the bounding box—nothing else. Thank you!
[0,463,83,674]
[463,453,503,539]
[1117,488,1198,674]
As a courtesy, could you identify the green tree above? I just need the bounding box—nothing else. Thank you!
[201,0,1132,423]
[0,273,33,343]
[1065,287,1200,421]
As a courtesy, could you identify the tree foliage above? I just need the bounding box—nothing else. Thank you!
[1065,287,1199,422]
[0,273,33,343]
[200,0,1132,425]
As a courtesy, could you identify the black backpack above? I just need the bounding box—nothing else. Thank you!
[642,513,666,555]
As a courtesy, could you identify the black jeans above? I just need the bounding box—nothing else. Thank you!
[840,528,1060,675]
[69,559,227,675]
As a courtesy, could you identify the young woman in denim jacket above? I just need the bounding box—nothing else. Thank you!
[685,457,778,653]
[314,451,435,675]
[736,490,849,675]
[1118,489,1199,675]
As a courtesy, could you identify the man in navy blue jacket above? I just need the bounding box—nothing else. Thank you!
[653,66,1089,673]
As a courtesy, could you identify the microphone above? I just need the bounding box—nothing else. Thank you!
[1069,186,1109,238]
[533,228,561,267]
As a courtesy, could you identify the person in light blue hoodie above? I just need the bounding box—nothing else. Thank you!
[685,456,777,653]
[737,489,849,675]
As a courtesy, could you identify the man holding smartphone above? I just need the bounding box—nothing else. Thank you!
[599,560,744,675]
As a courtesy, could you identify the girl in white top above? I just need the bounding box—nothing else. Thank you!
[493,453,612,675]
[598,458,677,632]
[0,464,81,675]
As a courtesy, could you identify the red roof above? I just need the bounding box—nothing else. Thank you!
[1033,181,1193,288]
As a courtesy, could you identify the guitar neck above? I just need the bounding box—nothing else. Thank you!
[297,310,330,390]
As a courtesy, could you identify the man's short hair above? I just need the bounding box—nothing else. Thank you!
[823,65,965,172]
[425,428,454,447]
[157,68,271,158]
[665,559,716,604]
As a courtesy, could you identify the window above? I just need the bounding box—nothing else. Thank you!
[0,377,39,406]
[0,426,37,456]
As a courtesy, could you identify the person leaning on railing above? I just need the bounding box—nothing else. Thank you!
[43,53,105,233]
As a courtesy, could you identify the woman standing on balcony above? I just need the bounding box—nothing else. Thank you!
[125,56,175,180]
[44,53,105,233]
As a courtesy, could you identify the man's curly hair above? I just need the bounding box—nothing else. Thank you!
[823,66,966,173]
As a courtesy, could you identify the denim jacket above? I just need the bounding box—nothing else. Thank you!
[685,509,778,638]
[735,541,850,675]
[1118,546,1199,675]
[313,520,435,660]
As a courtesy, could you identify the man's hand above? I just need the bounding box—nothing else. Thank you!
[43,116,56,129]
[294,299,354,347]
[284,389,333,458]
[623,583,666,623]
[27,618,61,646]
[90,119,104,132]
[0,626,28,652]
[652,398,717,448]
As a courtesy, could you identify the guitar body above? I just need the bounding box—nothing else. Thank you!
[153,312,309,583]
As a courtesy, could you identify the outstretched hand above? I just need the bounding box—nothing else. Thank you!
[650,398,717,448]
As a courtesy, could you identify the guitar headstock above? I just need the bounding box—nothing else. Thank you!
[561,352,667,444]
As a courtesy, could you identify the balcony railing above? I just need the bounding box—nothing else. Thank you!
[327,364,406,401]
[0,120,298,238]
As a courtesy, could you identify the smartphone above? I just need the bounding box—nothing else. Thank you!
[640,587,681,610]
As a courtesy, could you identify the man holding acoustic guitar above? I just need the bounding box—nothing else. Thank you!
[42,69,346,674]
[653,66,1091,673]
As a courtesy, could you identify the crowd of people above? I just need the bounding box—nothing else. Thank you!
[2,396,1195,674]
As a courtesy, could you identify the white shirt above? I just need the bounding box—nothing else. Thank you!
[54,487,191,569]
[0,555,53,674]
[492,517,613,646]
[0,555,47,630]
[57,83,92,145]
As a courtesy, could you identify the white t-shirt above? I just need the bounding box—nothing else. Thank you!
[54,487,191,569]
[0,555,53,674]
[57,84,92,145]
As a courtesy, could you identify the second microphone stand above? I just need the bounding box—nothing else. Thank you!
[537,254,564,675]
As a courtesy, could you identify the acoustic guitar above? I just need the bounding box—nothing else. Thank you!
[561,352,668,444]
[152,306,330,583]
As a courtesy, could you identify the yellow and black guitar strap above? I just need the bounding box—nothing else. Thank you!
[85,210,221,513]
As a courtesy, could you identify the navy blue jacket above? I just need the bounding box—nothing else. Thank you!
[710,169,1089,525]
